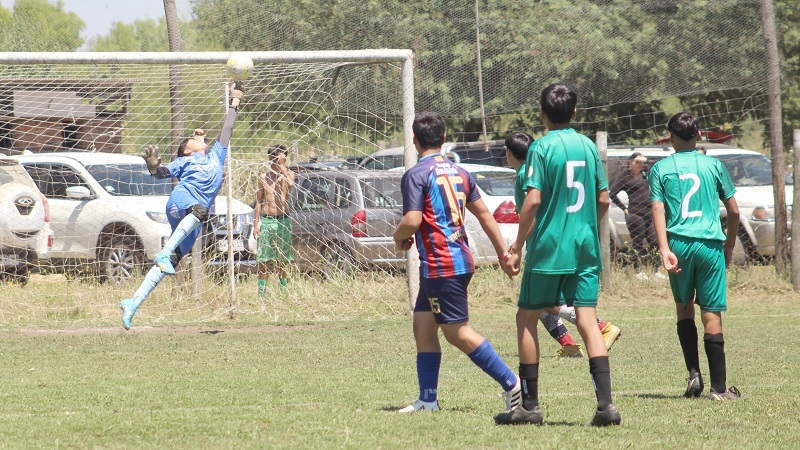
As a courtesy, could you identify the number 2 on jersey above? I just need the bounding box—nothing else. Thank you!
[679,173,702,219]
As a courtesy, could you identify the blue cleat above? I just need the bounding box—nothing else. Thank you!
[120,299,137,330]
[154,254,175,275]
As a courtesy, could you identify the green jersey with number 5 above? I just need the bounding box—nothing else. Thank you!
[521,128,608,274]
[649,150,736,241]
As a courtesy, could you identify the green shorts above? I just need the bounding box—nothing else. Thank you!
[667,235,727,312]
[518,267,600,310]
[257,216,294,263]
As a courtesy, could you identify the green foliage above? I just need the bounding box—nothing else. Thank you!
[0,0,84,51]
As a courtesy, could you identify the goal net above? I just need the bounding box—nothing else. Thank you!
[0,50,416,327]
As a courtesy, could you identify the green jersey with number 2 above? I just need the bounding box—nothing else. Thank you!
[521,128,608,274]
[649,150,736,242]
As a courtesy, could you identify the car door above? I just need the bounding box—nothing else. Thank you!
[23,162,97,259]
[291,175,335,268]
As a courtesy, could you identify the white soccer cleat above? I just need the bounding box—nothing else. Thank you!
[399,399,440,413]
[635,272,649,280]
[501,378,522,411]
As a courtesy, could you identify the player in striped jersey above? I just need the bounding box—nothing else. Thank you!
[394,111,521,415]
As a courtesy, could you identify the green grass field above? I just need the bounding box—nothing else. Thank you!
[0,266,798,448]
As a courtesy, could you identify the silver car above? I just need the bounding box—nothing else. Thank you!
[290,168,405,276]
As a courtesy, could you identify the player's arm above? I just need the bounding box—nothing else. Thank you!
[512,187,540,255]
[721,196,740,266]
[609,178,627,211]
[597,188,610,223]
[253,175,264,240]
[217,82,245,149]
[393,210,422,251]
[652,201,680,274]
[466,198,516,276]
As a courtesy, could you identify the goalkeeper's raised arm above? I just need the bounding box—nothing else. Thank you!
[219,81,245,149]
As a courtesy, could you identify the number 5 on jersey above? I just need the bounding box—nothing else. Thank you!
[566,161,586,213]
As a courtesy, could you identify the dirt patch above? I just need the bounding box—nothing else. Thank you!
[4,324,317,337]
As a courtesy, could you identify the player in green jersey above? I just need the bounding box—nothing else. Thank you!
[649,112,741,401]
[495,85,620,427]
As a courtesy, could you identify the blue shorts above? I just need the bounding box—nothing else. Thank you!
[166,201,201,258]
[414,273,472,324]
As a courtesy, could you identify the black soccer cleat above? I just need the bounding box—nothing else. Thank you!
[494,405,544,425]
[684,371,705,398]
[590,403,621,427]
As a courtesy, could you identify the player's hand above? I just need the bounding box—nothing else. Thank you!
[661,250,681,274]
[230,81,245,110]
[253,223,260,240]
[395,237,413,251]
[192,129,206,143]
[723,242,735,267]
[499,252,520,278]
[141,145,161,174]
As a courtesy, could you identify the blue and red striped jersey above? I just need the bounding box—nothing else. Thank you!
[401,154,480,278]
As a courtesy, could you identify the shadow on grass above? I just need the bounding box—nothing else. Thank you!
[623,392,685,400]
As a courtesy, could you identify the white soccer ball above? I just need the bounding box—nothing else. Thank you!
[226,53,254,81]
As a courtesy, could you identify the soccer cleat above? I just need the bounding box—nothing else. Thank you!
[154,254,176,275]
[653,271,668,280]
[398,399,440,413]
[120,298,137,330]
[709,386,742,401]
[684,371,704,398]
[590,403,622,426]
[557,344,584,358]
[635,272,649,280]
[494,404,543,425]
[501,378,522,411]
[601,323,622,350]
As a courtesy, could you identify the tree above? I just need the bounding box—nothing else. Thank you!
[0,0,83,51]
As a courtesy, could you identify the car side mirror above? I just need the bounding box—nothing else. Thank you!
[66,185,93,200]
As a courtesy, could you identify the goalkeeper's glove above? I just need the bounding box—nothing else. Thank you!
[230,81,245,110]
[141,144,162,175]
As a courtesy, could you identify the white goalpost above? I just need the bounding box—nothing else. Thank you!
[0,50,417,326]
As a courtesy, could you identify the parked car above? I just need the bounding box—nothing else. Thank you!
[606,144,789,263]
[11,152,254,283]
[0,156,52,283]
[358,140,509,170]
[289,168,405,276]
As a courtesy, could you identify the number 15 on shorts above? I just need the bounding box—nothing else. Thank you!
[428,297,441,314]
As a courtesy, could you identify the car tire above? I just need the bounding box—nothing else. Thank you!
[1,264,30,286]
[320,244,356,280]
[737,226,766,265]
[97,231,143,284]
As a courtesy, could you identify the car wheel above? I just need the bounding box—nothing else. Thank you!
[320,244,356,280]
[0,264,30,286]
[97,232,143,284]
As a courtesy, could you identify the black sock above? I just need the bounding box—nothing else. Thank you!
[676,319,700,375]
[519,363,539,410]
[589,356,613,410]
[704,333,727,393]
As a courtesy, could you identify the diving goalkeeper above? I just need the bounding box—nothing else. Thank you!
[120,81,245,330]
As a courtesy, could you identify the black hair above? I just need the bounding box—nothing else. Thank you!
[412,111,446,149]
[504,131,534,161]
[628,152,644,161]
[667,112,700,142]
[539,83,577,124]
[269,144,288,157]
[176,138,190,158]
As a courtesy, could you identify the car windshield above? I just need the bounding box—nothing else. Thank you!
[361,177,403,208]
[86,164,173,196]
[714,154,786,186]
[470,171,516,196]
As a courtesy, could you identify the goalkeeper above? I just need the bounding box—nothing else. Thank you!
[120,82,245,330]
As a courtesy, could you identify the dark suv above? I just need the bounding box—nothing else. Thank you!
[358,140,509,170]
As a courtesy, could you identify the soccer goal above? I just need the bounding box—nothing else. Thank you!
[0,50,417,327]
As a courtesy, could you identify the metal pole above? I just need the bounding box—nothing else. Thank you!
[792,129,800,289]
[596,132,611,292]
[474,0,489,151]
[401,55,418,317]
[760,0,787,275]
[224,83,237,313]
